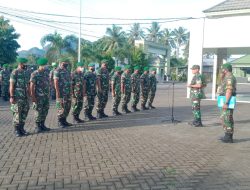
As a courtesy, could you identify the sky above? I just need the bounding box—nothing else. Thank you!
[0,0,223,50]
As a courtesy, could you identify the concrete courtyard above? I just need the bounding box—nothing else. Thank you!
[0,83,250,190]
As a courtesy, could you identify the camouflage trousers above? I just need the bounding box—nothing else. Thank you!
[141,89,149,107]
[84,95,95,114]
[121,92,131,107]
[131,91,140,107]
[220,109,234,134]
[56,97,71,119]
[148,90,156,106]
[11,98,30,125]
[71,97,83,116]
[96,90,109,111]
[1,84,9,98]
[33,97,49,123]
[112,94,121,111]
[191,98,201,120]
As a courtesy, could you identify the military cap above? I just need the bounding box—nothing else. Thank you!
[151,67,157,71]
[221,63,232,72]
[115,66,121,71]
[124,65,131,70]
[77,62,84,67]
[88,63,95,67]
[17,57,28,64]
[144,67,149,71]
[3,64,8,68]
[134,66,140,70]
[58,57,70,63]
[101,59,108,64]
[51,62,58,67]
[37,58,48,66]
[191,65,200,70]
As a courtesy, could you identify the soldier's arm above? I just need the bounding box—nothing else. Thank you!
[97,76,102,92]
[83,80,86,97]
[9,72,15,103]
[30,82,36,102]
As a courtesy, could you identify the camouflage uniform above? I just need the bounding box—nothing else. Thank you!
[54,66,72,121]
[131,72,140,110]
[30,69,50,124]
[121,72,132,113]
[190,73,206,124]
[0,68,10,101]
[147,73,157,108]
[219,73,237,134]
[71,70,85,116]
[84,70,97,119]
[10,68,30,130]
[49,68,57,100]
[96,68,109,116]
[111,72,121,114]
[140,73,150,109]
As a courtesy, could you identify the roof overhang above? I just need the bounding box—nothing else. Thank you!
[203,47,250,55]
[205,9,250,18]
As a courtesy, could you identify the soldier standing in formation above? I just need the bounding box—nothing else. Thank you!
[50,62,58,100]
[188,65,206,127]
[84,63,99,121]
[9,58,30,137]
[71,62,85,123]
[140,67,150,110]
[30,58,51,133]
[54,58,73,128]
[218,63,237,143]
[131,66,141,112]
[111,66,122,116]
[147,68,157,109]
[0,64,11,101]
[96,60,109,118]
[121,65,132,113]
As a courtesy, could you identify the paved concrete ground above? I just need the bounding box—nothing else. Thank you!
[0,83,250,190]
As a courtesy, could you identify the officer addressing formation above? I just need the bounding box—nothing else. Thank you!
[4,56,238,144]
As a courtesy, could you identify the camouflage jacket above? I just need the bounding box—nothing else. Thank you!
[220,73,237,96]
[71,70,85,98]
[84,71,97,96]
[30,69,50,98]
[111,73,121,94]
[131,73,140,93]
[149,74,157,92]
[121,72,131,93]
[54,67,72,98]
[190,73,206,99]
[0,69,10,86]
[10,68,29,99]
[97,68,109,91]
[140,73,150,91]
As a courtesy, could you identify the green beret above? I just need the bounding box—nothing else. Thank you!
[144,67,149,71]
[115,66,121,71]
[3,64,8,68]
[77,62,84,67]
[221,63,232,72]
[191,65,200,70]
[58,57,70,63]
[124,65,131,70]
[134,66,140,70]
[151,67,157,71]
[17,57,28,64]
[37,58,48,66]
[88,63,95,67]
[51,62,58,67]
[101,59,108,64]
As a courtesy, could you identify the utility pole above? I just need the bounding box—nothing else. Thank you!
[78,0,82,62]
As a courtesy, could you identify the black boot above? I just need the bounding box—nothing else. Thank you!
[14,125,22,137]
[188,120,196,126]
[125,105,131,113]
[113,109,118,116]
[35,122,43,133]
[121,105,127,113]
[96,111,103,119]
[63,118,73,126]
[194,119,203,127]
[73,115,84,123]
[89,113,97,120]
[131,105,136,112]
[84,111,91,121]
[19,123,29,136]
[58,118,67,128]
[220,133,233,143]
[134,106,140,112]
[141,104,149,110]
[148,104,156,109]
[116,110,122,115]
[41,121,51,131]
[101,110,108,118]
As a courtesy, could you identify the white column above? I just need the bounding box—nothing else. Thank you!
[212,54,218,100]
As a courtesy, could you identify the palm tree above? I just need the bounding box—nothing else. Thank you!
[146,22,163,42]
[128,23,144,45]
[171,27,189,58]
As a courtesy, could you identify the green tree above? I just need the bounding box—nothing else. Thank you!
[171,27,189,58]
[131,47,149,73]
[146,22,162,42]
[128,23,144,45]
[0,16,20,66]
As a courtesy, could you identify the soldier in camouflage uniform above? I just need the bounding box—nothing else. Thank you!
[121,65,132,113]
[188,65,206,127]
[50,62,58,100]
[84,63,99,121]
[147,68,157,109]
[96,60,109,118]
[218,63,237,143]
[140,67,150,110]
[30,58,51,133]
[9,58,30,137]
[0,64,11,101]
[71,62,85,123]
[111,66,122,116]
[131,66,141,112]
[54,58,73,128]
